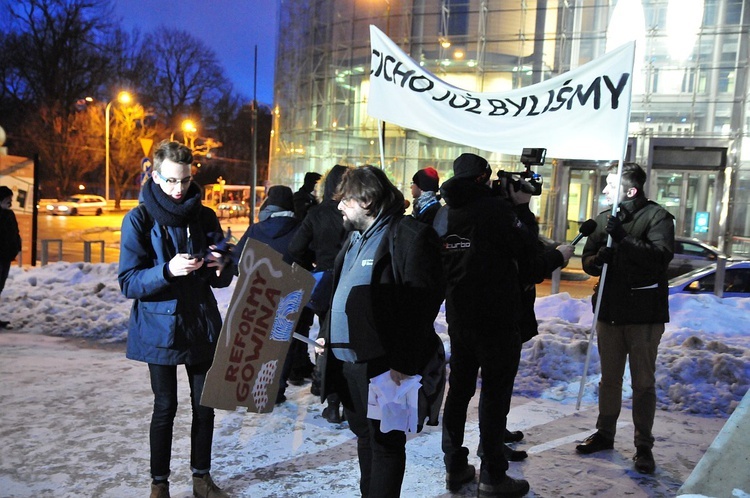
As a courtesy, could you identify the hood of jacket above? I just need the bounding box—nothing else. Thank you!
[439,176,492,209]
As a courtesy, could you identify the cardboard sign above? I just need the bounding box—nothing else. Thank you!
[202,239,315,412]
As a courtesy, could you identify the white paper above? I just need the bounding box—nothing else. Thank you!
[367,371,422,433]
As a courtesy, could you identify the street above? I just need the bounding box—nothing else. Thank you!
[32,210,594,298]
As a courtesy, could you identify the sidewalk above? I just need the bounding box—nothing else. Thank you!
[0,332,725,498]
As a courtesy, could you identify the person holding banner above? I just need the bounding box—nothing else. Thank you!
[433,153,537,498]
[119,140,234,498]
[320,165,446,497]
[576,162,674,475]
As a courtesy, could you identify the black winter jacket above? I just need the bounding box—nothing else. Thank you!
[288,199,348,271]
[582,195,674,325]
[321,214,446,425]
[0,208,21,262]
[434,177,537,332]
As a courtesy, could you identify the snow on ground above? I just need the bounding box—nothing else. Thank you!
[0,262,748,497]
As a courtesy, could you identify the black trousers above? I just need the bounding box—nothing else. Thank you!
[342,360,407,498]
[441,327,521,485]
[148,361,215,480]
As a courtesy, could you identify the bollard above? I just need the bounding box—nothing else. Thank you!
[714,255,727,298]
[41,239,63,266]
[83,240,106,263]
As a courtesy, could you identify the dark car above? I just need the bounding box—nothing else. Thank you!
[669,260,750,298]
[667,236,726,280]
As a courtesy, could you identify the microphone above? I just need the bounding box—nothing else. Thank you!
[571,219,597,245]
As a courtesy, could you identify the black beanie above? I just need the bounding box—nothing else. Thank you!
[263,185,294,211]
[0,186,12,201]
[453,153,491,179]
[411,168,440,192]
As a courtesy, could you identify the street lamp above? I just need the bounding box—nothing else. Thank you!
[170,119,198,150]
[105,91,132,202]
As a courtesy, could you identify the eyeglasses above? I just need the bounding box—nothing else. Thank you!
[155,171,192,187]
[339,196,357,208]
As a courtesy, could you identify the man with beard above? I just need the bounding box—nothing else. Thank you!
[320,165,445,497]
[576,162,674,475]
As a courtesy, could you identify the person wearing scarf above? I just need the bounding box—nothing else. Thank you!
[119,141,234,498]
[410,167,442,226]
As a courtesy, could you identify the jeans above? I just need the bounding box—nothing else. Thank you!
[342,360,406,498]
[595,321,664,449]
[442,327,521,485]
[148,361,215,480]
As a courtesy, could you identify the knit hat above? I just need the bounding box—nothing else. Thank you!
[263,185,294,211]
[0,186,12,201]
[453,153,491,179]
[412,167,439,192]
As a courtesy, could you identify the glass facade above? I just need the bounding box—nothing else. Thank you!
[271,0,750,255]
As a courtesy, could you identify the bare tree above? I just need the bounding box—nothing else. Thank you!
[1,0,118,196]
[109,105,167,209]
[141,27,231,124]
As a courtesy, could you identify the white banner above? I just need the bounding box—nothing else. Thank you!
[367,26,635,161]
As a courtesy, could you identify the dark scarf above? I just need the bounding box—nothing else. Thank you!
[141,178,203,227]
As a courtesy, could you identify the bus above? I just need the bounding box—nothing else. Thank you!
[203,183,267,219]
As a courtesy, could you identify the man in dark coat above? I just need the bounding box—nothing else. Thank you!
[320,165,446,497]
[433,153,537,498]
[0,185,21,329]
[118,141,234,498]
[576,162,674,475]
[232,184,313,404]
[288,164,351,421]
[293,171,322,220]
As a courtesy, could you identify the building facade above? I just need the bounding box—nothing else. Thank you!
[271,0,750,255]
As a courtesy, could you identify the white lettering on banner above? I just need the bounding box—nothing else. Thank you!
[367,25,636,161]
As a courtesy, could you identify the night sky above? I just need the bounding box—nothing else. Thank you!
[114,0,278,105]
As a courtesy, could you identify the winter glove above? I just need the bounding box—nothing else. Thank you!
[593,246,614,266]
[606,216,628,243]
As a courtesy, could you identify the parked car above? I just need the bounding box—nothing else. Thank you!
[667,236,726,279]
[669,260,750,298]
[216,200,250,219]
[45,195,107,216]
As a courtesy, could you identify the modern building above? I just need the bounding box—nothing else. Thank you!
[270,0,749,255]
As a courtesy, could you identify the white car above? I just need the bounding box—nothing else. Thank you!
[669,260,750,298]
[45,194,107,216]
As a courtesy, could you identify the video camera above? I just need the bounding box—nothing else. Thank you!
[491,147,545,197]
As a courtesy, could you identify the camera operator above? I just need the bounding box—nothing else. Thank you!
[484,162,575,463]
[433,152,538,498]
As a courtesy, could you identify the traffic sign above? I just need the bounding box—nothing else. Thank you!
[141,157,153,186]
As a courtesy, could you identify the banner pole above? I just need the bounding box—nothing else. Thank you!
[575,41,636,410]
[378,120,386,169]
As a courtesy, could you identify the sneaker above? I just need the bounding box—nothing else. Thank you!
[445,464,475,491]
[503,444,528,462]
[0,320,10,329]
[477,475,530,497]
[575,432,614,454]
[193,473,230,498]
[275,392,287,405]
[505,429,524,443]
[150,481,170,498]
[633,446,656,474]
